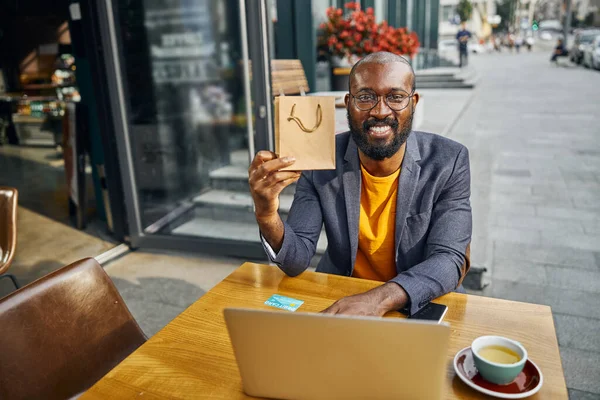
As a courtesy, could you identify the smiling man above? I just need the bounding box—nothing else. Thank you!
[248,52,472,316]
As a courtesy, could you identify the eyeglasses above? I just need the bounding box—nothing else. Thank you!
[349,89,415,112]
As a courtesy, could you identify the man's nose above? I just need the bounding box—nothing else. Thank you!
[369,96,393,119]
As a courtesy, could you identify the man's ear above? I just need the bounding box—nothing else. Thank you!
[412,92,420,110]
[344,93,350,107]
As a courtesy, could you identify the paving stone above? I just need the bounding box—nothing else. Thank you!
[542,231,600,252]
[490,203,537,217]
[582,221,600,235]
[111,276,205,337]
[560,347,600,395]
[488,227,541,246]
[494,168,532,178]
[554,314,600,353]
[545,267,600,293]
[491,192,573,207]
[492,215,584,234]
[568,389,600,400]
[492,260,547,285]
[490,183,533,195]
[536,206,600,221]
[475,278,600,320]
[493,241,598,270]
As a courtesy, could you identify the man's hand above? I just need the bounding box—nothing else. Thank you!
[248,151,300,220]
[321,282,410,317]
[248,151,301,252]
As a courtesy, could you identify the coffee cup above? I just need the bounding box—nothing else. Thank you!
[471,335,527,385]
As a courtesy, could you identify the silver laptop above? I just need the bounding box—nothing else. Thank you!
[224,308,450,400]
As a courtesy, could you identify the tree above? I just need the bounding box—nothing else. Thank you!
[494,0,517,32]
[457,0,473,23]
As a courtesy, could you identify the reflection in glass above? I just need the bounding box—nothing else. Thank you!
[116,0,252,236]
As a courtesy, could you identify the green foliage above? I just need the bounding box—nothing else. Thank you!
[494,0,516,32]
[457,0,473,23]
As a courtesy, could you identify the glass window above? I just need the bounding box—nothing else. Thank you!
[114,0,257,239]
[441,5,455,22]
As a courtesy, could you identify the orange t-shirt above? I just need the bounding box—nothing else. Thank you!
[352,164,400,282]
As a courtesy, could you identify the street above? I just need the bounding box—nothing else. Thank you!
[447,48,600,399]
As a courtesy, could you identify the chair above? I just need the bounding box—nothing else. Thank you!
[271,59,310,96]
[0,186,19,289]
[0,257,147,400]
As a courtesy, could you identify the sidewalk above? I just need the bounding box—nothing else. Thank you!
[446,51,600,399]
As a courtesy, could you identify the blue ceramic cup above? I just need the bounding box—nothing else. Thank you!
[471,336,527,385]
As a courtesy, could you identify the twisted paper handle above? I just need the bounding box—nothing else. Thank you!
[287,104,322,133]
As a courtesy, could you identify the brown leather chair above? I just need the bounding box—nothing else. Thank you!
[0,257,147,400]
[0,186,19,289]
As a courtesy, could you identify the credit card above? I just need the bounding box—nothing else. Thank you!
[264,294,304,312]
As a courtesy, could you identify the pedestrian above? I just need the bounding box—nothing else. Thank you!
[456,22,472,68]
[515,35,523,53]
[550,38,569,64]
[526,36,534,51]
[491,34,501,52]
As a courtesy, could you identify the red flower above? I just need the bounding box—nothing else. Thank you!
[317,1,419,59]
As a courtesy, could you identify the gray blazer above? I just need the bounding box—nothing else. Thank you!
[265,131,472,315]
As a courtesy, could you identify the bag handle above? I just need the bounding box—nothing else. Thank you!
[287,103,322,133]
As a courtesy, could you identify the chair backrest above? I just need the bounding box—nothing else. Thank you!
[0,257,146,400]
[0,187,17,275]
[271,59,310,96]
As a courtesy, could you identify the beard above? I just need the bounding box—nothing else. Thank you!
[347,109,413,161]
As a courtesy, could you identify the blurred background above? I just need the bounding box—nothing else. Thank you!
[0,1,599,398]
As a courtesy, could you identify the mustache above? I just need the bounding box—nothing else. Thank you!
[363,117,399,131]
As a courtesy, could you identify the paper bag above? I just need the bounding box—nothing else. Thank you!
[275,96,336,170]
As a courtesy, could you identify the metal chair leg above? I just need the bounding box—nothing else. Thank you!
[0,274,20,290]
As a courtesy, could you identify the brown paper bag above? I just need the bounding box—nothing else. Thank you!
[275,96,336,170]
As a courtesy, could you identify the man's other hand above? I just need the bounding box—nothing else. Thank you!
[321,282,409,317]
[321,292,387,317]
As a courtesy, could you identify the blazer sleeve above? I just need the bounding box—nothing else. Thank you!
[261,171,324,277]
[391,146,472,315]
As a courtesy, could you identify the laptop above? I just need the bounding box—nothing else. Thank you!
[224,308,450,400]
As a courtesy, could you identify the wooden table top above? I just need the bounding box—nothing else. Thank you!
[82,262,567,399]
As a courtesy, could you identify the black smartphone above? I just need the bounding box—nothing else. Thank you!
[407,303,448,323]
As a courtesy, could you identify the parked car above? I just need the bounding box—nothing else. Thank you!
[582,35,600,69]
[539,30,554,41]
[570,29,600,64]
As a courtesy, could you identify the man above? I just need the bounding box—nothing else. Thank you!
[248,52,471,317]
[550,38,568,63]
[456,22,472,68]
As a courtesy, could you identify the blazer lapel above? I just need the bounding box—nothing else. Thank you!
[395,133,422,267]
[342,137,361,272]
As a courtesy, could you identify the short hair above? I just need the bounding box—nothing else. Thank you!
[348,52,416,92]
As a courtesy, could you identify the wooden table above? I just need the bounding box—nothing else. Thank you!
[83,263,568,399]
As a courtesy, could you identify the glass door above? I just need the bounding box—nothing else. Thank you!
[96,0,273,257]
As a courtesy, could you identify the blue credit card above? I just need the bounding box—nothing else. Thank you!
[264,294,304,312]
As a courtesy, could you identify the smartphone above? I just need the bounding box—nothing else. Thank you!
[408,302,448,323]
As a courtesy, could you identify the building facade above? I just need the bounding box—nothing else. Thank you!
[439,0,496,41]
